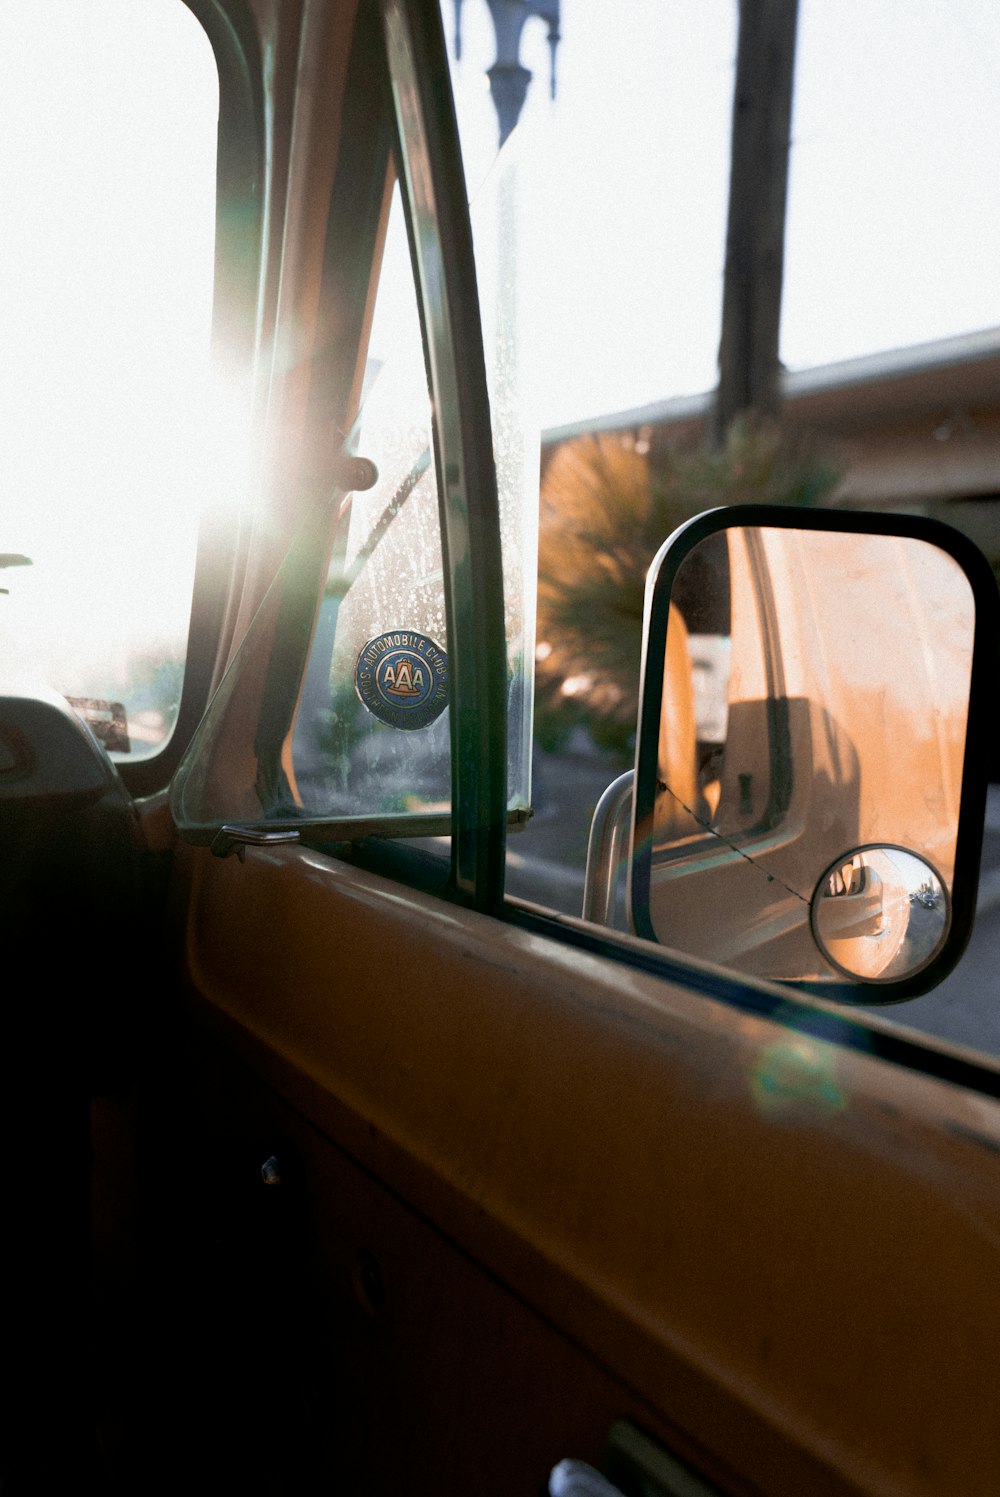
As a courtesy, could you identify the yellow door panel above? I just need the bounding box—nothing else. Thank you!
[176,1031,742,1494]
[177,842,1000,1494]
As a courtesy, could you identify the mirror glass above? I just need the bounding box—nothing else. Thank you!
[642,524,973,990]
[811,846,948,982]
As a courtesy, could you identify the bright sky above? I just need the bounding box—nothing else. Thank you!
[0,1,222,730]
[448,0,1000,428]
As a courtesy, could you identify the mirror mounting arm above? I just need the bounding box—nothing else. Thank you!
[583,771,633,927]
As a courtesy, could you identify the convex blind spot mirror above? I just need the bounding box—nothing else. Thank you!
[628,506,999,1003]
[810,846,948,982]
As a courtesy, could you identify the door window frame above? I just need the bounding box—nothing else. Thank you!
[119,0,264,799]
[382,0,508,911]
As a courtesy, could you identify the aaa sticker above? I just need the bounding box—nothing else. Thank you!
[355,630,449,730]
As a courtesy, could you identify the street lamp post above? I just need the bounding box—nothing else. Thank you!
[453,0,560,147]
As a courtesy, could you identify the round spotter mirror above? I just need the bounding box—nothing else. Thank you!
[810,846,949,983]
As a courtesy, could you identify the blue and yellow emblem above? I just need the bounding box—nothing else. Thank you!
[355,630,449,730]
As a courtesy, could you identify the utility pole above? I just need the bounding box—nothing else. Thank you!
[713,0,800,446]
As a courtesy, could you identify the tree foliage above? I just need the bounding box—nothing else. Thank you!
[535,422,839,755]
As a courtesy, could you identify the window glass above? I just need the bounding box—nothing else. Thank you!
[172,171,456,836]
[288,147,537,828]
[294,83,540,831]
[174,18,538,845]
[289,183,452,823]
[0,1,221,760]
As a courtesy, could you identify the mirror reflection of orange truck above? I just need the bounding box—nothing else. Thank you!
[641,518,974,987]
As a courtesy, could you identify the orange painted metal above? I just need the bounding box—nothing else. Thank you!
[179,840,1000,1495]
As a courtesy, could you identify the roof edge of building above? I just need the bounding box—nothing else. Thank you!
[542,326,1000,447]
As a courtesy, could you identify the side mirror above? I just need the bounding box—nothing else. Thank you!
[628,506,999,1002]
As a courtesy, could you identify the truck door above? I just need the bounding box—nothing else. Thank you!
[140,6,1000,1496]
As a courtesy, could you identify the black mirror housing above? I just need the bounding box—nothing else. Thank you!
[630,506,1000,1003]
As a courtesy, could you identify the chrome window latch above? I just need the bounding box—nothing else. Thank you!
[210,825,302,861]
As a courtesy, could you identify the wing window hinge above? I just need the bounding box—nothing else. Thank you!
[210,825,302,861]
